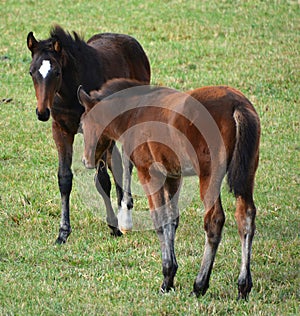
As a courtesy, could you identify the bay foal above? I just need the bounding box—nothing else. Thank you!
[78,79,260,299]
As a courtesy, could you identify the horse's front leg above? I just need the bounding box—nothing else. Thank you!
[52,122,74,244]
[95,152,122,237]
[143,172,181,293]
[118,147,134,232]
[106,144,133,233]
[235,196,256,300]
[106,143,124,207]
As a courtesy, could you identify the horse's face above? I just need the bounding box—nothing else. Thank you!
[27,32,62,122]
[81,114,99,169]
[81,114,112,169]
[77,86,108,169]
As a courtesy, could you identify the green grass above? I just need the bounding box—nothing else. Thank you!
[0,0,299,315]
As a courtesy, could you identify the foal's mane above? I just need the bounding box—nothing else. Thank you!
[50,25,84,48]
[91,78,150,101]
[49,25,87,59]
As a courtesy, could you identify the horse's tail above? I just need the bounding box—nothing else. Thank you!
[227,102,260,198]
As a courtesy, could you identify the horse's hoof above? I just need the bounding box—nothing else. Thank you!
[109,226,123,237]
[113,229,123,237]
[118,206,133,233]
[160,287,175,295]
[237,290,250,301]
[55,228,71,244]
[119,227,132,234]
[55,237,65,245]
[189,291,199,298]
[160,281,175,294]
[192,280,209,298]
[238,275,252,300]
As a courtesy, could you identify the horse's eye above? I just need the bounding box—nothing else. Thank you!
[29,71,33,76]
[55,71,60,78]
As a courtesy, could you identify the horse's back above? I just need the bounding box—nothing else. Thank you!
[87,33,150,83]
[187,86,250,108]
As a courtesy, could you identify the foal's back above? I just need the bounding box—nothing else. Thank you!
[87,34,151,83]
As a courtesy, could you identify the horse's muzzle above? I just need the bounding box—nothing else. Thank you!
[82,157,95,169]
[36,108,50,122]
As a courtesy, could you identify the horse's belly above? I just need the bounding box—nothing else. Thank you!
[164,153,197,178]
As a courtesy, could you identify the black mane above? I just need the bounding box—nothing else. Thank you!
[50,25,84,48]
[48,25,89,62]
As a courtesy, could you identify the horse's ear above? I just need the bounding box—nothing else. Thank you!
[27,32,38,52]
[77,86,95,113]
[53,40,61,53]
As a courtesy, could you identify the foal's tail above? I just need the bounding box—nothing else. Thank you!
[227,102,260,198]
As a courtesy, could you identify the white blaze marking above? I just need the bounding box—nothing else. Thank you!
[39,60,51,78]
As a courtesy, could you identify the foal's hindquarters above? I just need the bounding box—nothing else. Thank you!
[137,90,260,299]
[80,81,260,299]
[192,169,258,300]
[188,89,259,300]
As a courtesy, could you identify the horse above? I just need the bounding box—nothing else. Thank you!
[78,78,261,300]
[27,25,151,243]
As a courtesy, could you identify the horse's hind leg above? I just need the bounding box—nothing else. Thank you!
[95,153,122,237]
[192,175,225,297]
[235,195,256,299]
[158,177,181,293]
[156,215,179,293]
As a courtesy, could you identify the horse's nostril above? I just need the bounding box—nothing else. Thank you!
[36,108,50,122]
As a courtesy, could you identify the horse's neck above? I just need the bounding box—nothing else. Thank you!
[63,57,80,86]
[54,66,81,114]
[63,48,103,95]
[103,109,131,141]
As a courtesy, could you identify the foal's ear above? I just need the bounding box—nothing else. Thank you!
[27,32,38,52]
[77,86,95,113]
[53,39,61,53]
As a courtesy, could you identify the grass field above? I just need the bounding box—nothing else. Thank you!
[0,0,299,315]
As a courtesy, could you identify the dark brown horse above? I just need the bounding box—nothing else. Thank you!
[27,26,151,243]
[78,79,260,299]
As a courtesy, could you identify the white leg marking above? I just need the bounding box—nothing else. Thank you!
[118,200,133,233]
[39,60,51,78]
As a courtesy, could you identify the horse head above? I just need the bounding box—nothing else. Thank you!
[27,31,63,121]
[77,86,111,169]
